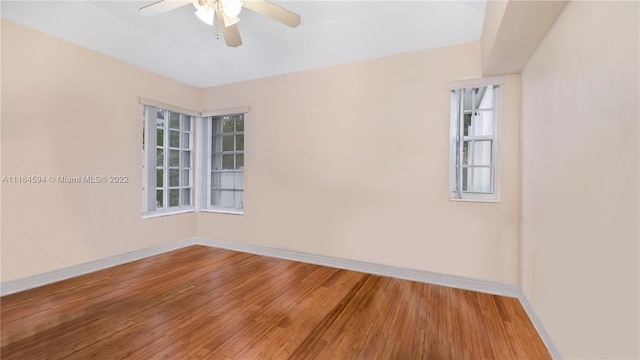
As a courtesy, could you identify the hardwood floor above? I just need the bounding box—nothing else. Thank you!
[1,245,550,359]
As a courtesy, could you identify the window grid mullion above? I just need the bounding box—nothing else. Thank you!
[463,107,493,113]
[207,117,213,208]
[470,89,478,193]
[491,86,498,193]
[458,90,465,195]
[178,116,184,205]
[163,110,169,209]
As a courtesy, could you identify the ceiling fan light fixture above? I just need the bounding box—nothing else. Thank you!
[221,0,242,18]
[193,0,215,26]
[195,8,215,26]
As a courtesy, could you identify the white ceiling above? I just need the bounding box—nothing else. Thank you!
[1,0,486,88]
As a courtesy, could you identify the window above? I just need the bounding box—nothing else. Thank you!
[202,114,245,213]
[143,106,194,215]
[449,85,499,201]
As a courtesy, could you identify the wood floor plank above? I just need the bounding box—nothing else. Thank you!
[1,245,550,359]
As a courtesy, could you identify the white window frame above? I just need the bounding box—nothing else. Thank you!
[448,84,500,202]
[142,105,195,217]
[200,112,247,215]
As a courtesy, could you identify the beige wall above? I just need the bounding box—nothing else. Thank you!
[481,0,508,73]
[2,19,522,286]
[1,20,199,281]
[0,20,4,278]
[520,1,639,358]
[198,42,522,284]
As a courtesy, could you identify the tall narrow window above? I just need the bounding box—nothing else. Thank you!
[450,85,499,201]
[143,106,194,215]
[202,113,245,213]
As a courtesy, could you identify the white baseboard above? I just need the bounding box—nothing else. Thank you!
[192,237,522,297]
[516,290,563,359]
[0,237,197,296]
[0,236,560,359]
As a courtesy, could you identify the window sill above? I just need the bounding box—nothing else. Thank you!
[142,208,195,219]
[200,208,244,216]
[449,197,500,203]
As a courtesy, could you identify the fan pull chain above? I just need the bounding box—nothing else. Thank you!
[215,14,221,40]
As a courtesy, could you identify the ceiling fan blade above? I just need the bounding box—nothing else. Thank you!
[140,0,191,16]
[216,4,242,47]
[242,0,301,28]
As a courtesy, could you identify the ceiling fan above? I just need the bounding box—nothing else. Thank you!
[139,0,301,47]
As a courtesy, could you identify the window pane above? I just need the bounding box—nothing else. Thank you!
[212,154,221,171]
[234,172,244,190]
[463,88,474,111]
[220,190,234,208]
[236,154,244,170]
[169,150,179,167]
[464,87,489,111]
[222,136,234,151]
[235,116,244,132]
[472,111,494,136]
[181,116,191,131]
[222,154,234,170]
[473,141,492,166]
[211,172,221,188]
[220,172,234,189]
[222,117,234,133]
[211,190,219,207]
[462,141,470,165]
[211,190,234,208]
[181,151,191,168]
[212,136,222,153]
[181,132,190,149]
[234,191,244,209]
[463,113,471,136]
[181,170,190,186]
[145,108,195,214]
[156,168,163,187]
[207,114,246,210]
[212,118,222,135]
[156,148,164,167]
[181,188,191,206]
[169,130,180,148]
[450,86,498,200]
[478,86,493,109]
[169,189,179,207]
[236,134,244,151]
[156,128,164,146]
[156,190,164,209]
[169,169,179,187]
[462,168,469,192]
[472,167,492,193]
[169,112,180,129]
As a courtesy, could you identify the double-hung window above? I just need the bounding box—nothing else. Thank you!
[449,85,499,201]
[201,113,245,213]
[143,106,194,215]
